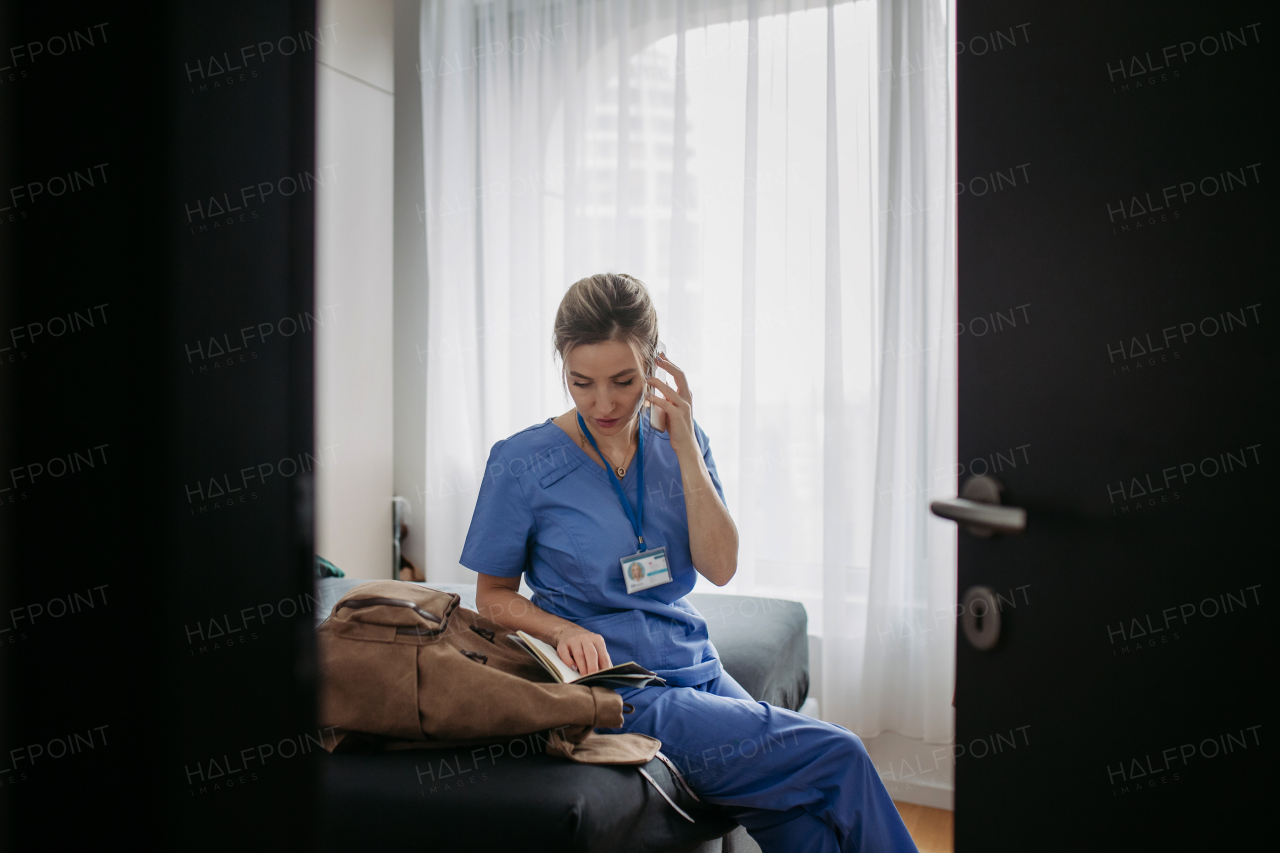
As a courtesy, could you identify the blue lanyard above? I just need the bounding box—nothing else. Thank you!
[577,411,645,552]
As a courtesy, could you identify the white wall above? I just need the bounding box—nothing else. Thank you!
[315,0,395,579]
[861,731,955,810]
[392,0,429,577]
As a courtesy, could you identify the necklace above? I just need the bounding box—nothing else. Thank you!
[578,422,633,478]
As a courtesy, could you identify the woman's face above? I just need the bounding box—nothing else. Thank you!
[565,339,646,437]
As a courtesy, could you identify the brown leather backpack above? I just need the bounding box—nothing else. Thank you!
[316,580,660,766]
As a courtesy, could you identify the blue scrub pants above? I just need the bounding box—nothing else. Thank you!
[612,673,918,853]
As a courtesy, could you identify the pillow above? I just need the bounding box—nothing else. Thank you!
[316,555,346,579]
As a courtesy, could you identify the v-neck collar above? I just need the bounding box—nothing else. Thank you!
[549,409,651,488]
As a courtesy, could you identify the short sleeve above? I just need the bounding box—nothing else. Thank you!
[459,440,536,577]
[694,421,727,506]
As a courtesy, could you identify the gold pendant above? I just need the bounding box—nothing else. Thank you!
[578,422,628,477]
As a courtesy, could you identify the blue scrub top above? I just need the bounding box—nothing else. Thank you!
[460,409,726,687]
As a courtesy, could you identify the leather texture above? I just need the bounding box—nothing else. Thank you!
[319,745,738,853]
[317,580,660,763]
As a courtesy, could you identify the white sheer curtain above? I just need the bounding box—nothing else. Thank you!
[418,0,955,742]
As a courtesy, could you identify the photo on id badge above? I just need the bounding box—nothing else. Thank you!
[622,547,671,594]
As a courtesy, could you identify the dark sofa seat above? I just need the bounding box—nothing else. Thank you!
[320,744,738,852]
[315,578,807,852]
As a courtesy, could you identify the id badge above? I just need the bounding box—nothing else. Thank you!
[621,547,672,594]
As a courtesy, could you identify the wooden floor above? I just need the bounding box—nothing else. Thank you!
[894,802,953,853]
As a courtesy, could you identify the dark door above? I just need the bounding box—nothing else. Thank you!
[0,1,317,847]
[953,2,1273,849]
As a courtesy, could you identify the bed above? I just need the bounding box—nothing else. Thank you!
[314,578,809,852]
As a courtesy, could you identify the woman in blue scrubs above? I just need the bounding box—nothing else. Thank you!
[461,273,917,853]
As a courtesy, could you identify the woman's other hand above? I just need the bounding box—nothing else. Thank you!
[554,625,613,675]
[647,353,696,456]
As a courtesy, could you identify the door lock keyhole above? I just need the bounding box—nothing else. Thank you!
[961,586,1000,651]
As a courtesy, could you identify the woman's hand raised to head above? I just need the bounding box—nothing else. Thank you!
[554,624,613,675]
[647,353,697,457]
[648,352,738,586]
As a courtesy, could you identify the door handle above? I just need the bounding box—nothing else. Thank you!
[930,475,1026,537]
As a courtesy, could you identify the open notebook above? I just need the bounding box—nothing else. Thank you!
[509,631,666,689]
